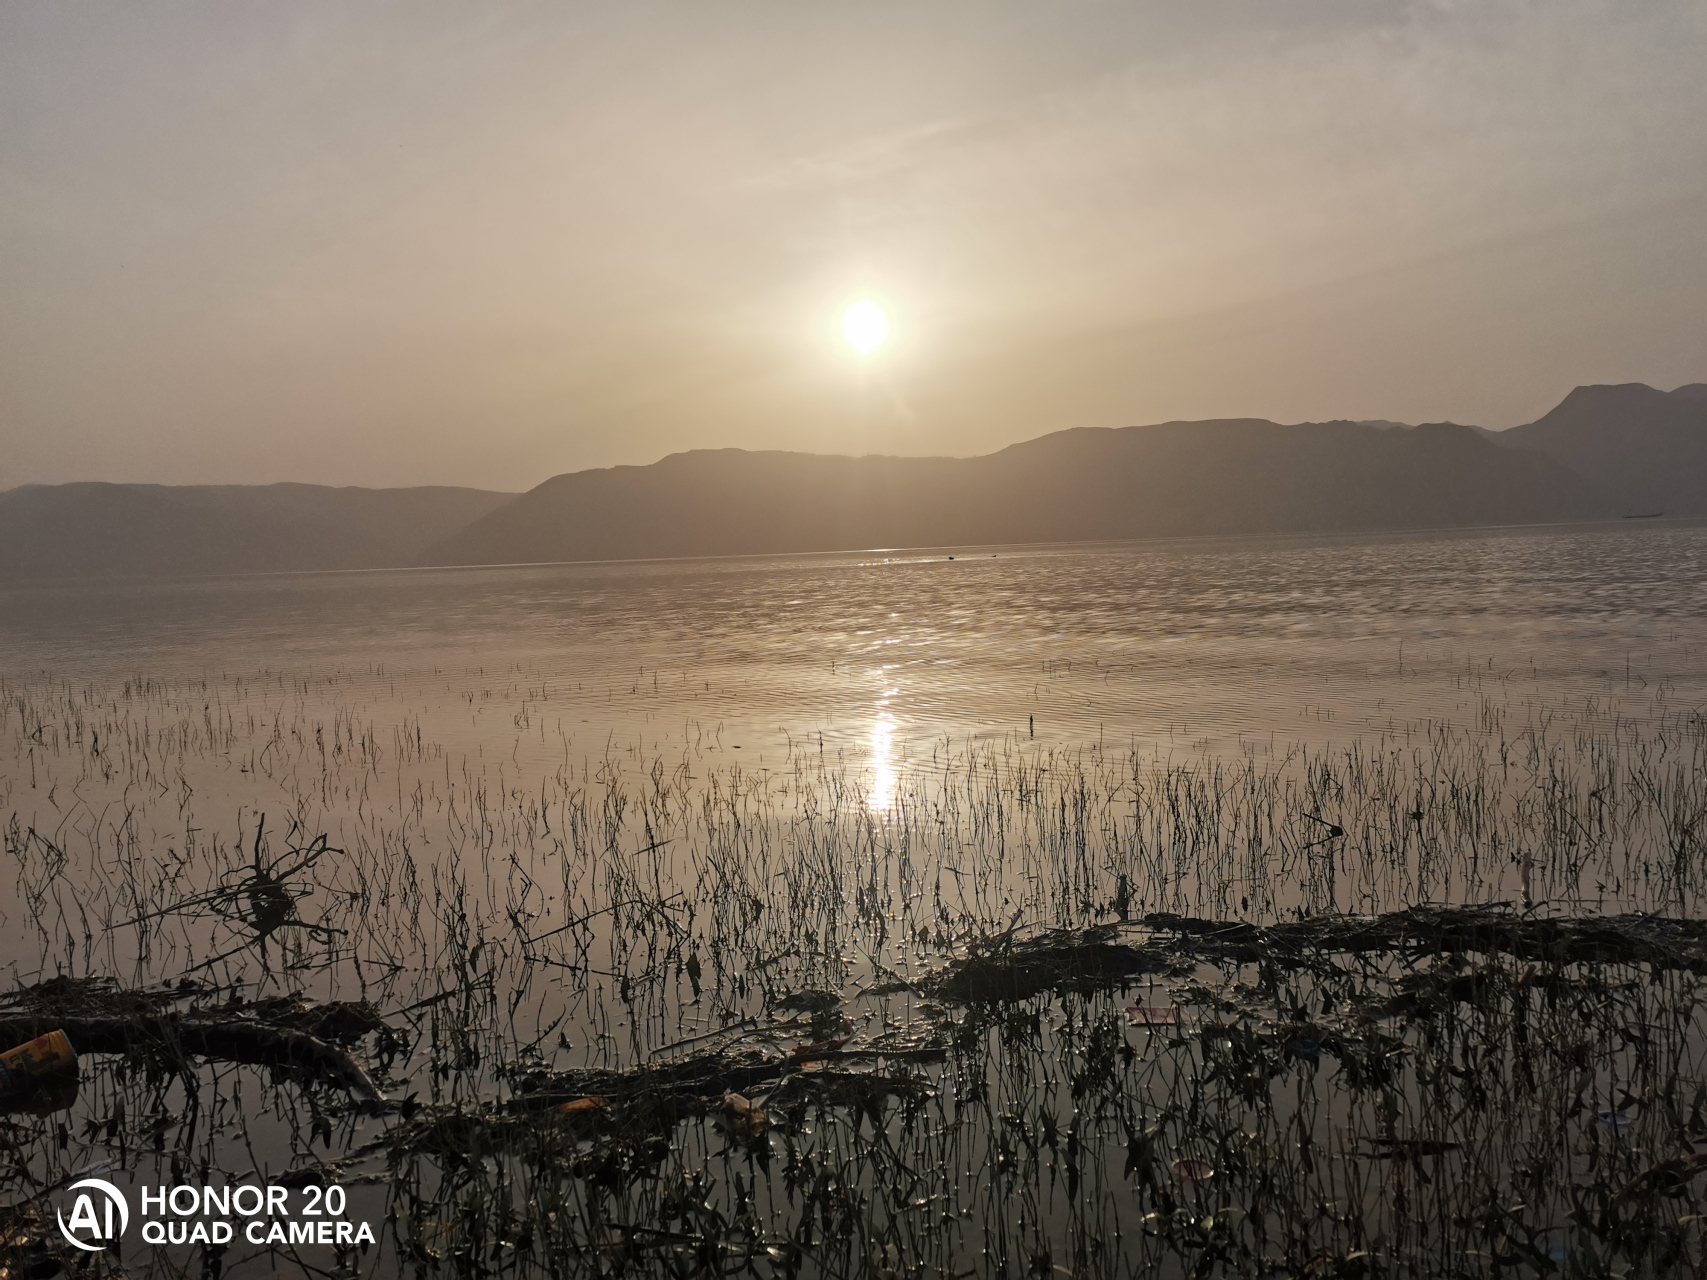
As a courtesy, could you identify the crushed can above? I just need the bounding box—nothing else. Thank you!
[0,1030,77,1099]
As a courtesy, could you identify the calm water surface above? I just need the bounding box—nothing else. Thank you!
[4,519,1705,775]
[2,519,1707,1278]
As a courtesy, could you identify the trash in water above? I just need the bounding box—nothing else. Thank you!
[1126,1006,1178,1026]
[1596,1110,1633,1134]
[557,1096,609,1115]
[1170,1158,1214,1183]
[722,1092,769,1139]
[1288,1038,1320,1062]
[0,1029,78,1115]
[0,1029,76,1091]
[792,1017,855,1059]
[1362,1137,1460,1159]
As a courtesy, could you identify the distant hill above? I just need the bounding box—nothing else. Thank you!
[423,418,1611,567]
[0,482,515,581]
[8,381,1699,581]
[1487,383,1707,515]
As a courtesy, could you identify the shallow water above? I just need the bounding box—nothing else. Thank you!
[5,518,1707,769]
[3,519,1707,1278]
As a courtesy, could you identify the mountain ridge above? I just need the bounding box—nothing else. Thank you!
[421,417,1611,567]
[0,481,515,581]
[1483,382,1707,515]
[4,380,1702,582]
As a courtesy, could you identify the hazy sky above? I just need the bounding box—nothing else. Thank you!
[3,1,1705,491]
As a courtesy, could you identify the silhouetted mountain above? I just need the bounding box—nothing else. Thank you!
[1488,383,1707,515]
[12,383,1696,581]
[0,482,515,581]
[424,418,1610,567]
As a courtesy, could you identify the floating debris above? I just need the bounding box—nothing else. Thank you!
[896,925,1172,1003]
[113,818,347,972]
[1170,1158,1215,1183]
[556,1096,608,1115]
[1597,1110,1634,1134]
[0,1030,75,1094]
[1126,1005,1178,1026]
[1144,907,1707,975]
[721,1092,768,1139]
[791,1016,855,1058]
[0,1029,78,1115]
[905,907,1707,1006]
[0,978,389,1106]
[1539,1235,1571,1265]
[1361,1137,1461,1159]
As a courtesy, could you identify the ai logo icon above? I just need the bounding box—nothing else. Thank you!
[57,1178,130,1251]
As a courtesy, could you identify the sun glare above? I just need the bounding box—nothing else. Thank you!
[841,299,890,356]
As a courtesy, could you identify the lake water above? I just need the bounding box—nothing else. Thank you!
[3,517,1707,1278]
[5,517,1706,776]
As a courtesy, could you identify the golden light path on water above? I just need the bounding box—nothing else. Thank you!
[869,669,900,811]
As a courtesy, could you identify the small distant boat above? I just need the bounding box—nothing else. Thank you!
[1621,512,1664,519]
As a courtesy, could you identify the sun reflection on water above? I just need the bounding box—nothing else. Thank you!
[869,711,897,812]
[867,671,901,812]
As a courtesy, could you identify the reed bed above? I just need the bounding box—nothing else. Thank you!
[0,667,1705,1277]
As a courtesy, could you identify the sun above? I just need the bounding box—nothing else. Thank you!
[840,299,890,356]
